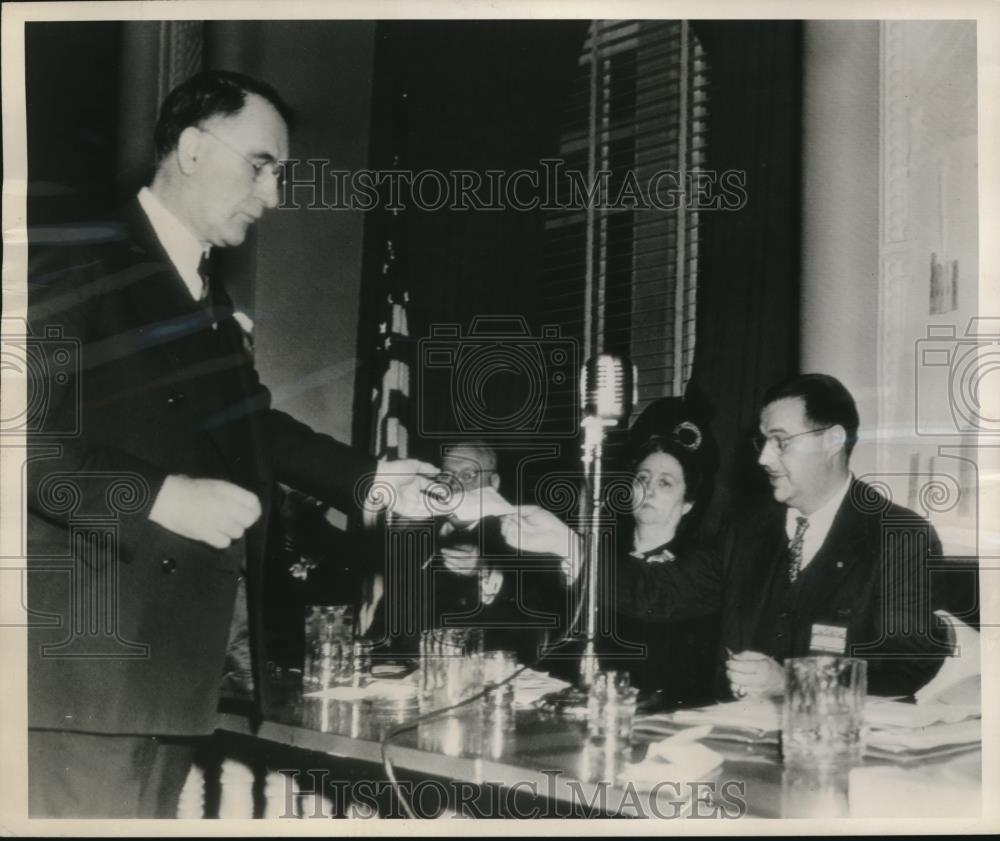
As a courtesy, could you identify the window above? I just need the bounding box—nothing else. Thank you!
[541,20,709,442]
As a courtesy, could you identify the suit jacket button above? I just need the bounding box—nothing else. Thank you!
[167,391,185,405]
[161,558,177,573]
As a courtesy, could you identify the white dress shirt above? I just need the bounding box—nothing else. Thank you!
[785,474,852,571]
[137,186,209,301]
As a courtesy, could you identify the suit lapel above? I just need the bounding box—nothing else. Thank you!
[115,200,217,358]
[795,479,870,610]
[199,276,268,484]
[733,505,789,649]
[116,200,264,484]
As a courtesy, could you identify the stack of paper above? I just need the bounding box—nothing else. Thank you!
[514,669,572,708]
[864,697,981,762]
[303,676,418,702]
[634,698,782,744]
[621,729,723,790]
[635,695,982,762]
[865,698,979,728]
[914,611,981,707]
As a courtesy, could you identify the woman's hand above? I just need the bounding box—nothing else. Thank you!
[499,505,584,581]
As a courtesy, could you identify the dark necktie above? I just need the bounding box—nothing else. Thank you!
[788,516,809,583]
[197,252,218,329]
[197,252,212,300]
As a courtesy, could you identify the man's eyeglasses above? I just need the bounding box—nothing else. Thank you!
[752,426,833,454]
[200,128,284,184]
[442,468,494,488]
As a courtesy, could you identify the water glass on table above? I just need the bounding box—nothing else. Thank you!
[577,671,638,784]
[587,671,637,738]
[480,650,518,759]
[303,605,373,691]
[782,655,867,766]
[418,627,484,708]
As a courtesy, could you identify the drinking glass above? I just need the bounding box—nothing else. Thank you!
[303,605,356,691]
[782,656,867,766]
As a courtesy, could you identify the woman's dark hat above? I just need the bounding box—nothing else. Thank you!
[626,385,719,481]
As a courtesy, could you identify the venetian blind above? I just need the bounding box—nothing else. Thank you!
[540,20,708,449]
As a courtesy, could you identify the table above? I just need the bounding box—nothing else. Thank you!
[216,674,980,819]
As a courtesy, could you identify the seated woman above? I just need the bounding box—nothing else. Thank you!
[606,413,721,710]
[500,395,723,708]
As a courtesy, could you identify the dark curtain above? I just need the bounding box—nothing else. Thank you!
[352,20,589,491]
[688,21,803,535]
[25,22,123,228]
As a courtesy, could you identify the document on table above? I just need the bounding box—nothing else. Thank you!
[515,669,572,708]
[303,677,418,702]
[642,698,783,743]
[636,695,982,755]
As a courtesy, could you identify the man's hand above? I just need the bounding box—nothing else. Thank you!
[437,544,502,603]
[149,475,262,549]
[725,650,785,698]
[439,543,482,575]
[479,568,504,605]
[500,505,583,580]
[372,458,440,519]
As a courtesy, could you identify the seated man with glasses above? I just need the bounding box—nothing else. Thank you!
[656,374,946,697]
[377,441,569,667]
[516,374,949,699]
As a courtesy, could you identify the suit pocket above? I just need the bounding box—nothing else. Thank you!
[144,523,245,574]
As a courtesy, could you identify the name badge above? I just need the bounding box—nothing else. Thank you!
[810,623,848,654]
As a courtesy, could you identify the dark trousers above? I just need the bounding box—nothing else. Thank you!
[29,729,198,818]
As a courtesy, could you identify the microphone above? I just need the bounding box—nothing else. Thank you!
[576,353,637,690]
[580,353,637,425]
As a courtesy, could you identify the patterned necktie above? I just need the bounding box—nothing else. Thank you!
[788,516,809,583]
[197,252,212,301]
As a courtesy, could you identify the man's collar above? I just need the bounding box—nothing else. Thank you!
[137,187,210,300]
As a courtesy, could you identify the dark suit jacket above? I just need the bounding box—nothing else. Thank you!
[615,479,948,698]
[26,201,375,736]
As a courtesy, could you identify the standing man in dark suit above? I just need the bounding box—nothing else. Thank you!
[509,374,948,699]
[26,70,437,818]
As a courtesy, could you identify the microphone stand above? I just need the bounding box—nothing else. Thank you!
[535,353,633,719]
[533,412,611,719]
[578,413,608,690]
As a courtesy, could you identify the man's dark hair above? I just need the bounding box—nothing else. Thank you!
[153,70,295,164]
[762,373,860,457]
